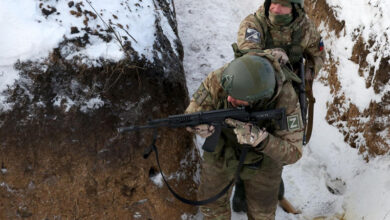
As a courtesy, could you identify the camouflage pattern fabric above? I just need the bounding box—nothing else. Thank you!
[198,153,282,220]
[186,124,215,138]
[225,118,269,147]
[185,53,304,219]
[237,6,326,77]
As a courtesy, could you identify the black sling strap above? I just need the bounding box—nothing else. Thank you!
[144,129,249,206]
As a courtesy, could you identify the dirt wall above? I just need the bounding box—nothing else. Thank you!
[305,0,390,156]
[0,0,199,219]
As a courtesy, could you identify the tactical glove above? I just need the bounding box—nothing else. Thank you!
[186,124,215,138]
[269,48,289,65]
[225,118,268,147]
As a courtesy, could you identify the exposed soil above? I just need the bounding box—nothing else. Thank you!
[0,56,198,220]
[374,57,390,94]
[350,35,370,78]
[0,0,198,219]
[305,0,345,37]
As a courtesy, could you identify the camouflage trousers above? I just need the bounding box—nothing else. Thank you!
[198,155,282,220]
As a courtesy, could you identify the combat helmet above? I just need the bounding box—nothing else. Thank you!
[221,55,276,103]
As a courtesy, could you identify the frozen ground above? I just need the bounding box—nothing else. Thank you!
[0,0,177,111]
[176,0,390,219]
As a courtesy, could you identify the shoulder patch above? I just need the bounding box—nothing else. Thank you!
[193,83,210,105]
[287,114,302,131]
[245,28,261,44]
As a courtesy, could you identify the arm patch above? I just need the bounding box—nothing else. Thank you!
[245,28,261,44]
[193,83,210,105]
[287,114,302,131]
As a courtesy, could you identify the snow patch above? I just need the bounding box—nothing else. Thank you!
[53,95,76,112]
[133,212,142,219]
[80,97,104,113]
[0,182,15,193]
[0,0,180,110]
[156,4,179,57]
[150,173,163,188]
[322,29,381,111]
[0,66,20,111]
[0,0,65,66]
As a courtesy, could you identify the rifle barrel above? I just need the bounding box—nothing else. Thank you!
[118,118,170,133]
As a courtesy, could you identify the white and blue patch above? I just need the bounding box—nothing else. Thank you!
[245,28,261,44]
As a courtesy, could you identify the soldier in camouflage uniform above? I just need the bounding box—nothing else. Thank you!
[237,0,325,78]
[233,0,326,212]
[185,52,304,220]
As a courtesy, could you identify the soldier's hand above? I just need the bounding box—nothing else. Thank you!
[270,48,289,65]
[186,124,215,138]
[225,118,268,147]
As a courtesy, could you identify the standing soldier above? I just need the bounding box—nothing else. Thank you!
[186,53,304,220]
[233,0,326,212]
[237,0,325,78]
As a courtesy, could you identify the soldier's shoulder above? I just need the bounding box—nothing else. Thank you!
[206,64,229,87]
[256,6,266,15]
[300,16,318,32]
[240,13,257,25]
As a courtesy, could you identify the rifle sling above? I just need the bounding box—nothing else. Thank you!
[148,134,249,206]
[305,80,316,143]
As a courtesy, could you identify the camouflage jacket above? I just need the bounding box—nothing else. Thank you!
[185,54,303,177]
[237,6,325,77]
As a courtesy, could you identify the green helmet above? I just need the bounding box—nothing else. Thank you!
[221,55,276,102]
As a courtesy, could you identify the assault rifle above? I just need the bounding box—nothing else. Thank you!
[118,107,287,206]
[118,107,287,152]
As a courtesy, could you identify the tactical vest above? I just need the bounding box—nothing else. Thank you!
[254,8,305,64]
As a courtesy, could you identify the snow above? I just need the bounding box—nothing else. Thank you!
[0,1,65,66]
[0,66,18,111]
[156,3,179,57]
[176,0,390,219]
[133,211,142,219]
[321,0,390,111]
[80,96,105,113]
[321,26,381,111]
[281,81,390,219]
[176,0,262,96]
[0,0,179,112]
[0,182,14,193]
[150,173,164,188]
